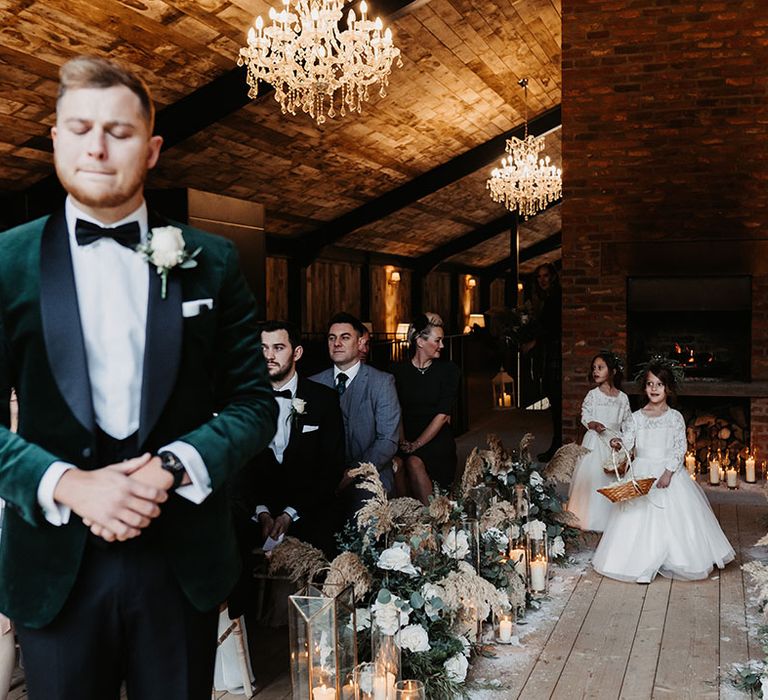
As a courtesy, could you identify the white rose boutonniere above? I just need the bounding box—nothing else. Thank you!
[290,397,307,423]
[137,226,201,299]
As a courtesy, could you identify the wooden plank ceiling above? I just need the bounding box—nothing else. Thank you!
[0,0,562,271]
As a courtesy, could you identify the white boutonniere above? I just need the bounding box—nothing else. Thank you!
[136,226,201,299]
[290,397,306,423]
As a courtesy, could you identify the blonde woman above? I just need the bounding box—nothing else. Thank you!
[392,313,460,504]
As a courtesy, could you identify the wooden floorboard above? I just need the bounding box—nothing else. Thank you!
[653,576,720,699]
[549,576,647,699]
[518,568,602,699]
[619,577,671,700]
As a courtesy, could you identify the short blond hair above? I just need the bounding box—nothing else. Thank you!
[58,56,155,131]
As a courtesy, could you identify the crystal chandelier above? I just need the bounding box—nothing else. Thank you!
[237,0,402,125]
[487,78,562,218]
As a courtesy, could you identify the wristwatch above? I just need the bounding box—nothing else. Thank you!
[158,451,186,489]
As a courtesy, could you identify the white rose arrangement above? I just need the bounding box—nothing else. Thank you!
[377,542,420,576]
[443,652,469,682]
[398,624,431,652]
[136,226,201,299]
[522,519,547,539]
[441,527,470,560]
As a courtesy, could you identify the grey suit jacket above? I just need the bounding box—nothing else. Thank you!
[310,363,400,471]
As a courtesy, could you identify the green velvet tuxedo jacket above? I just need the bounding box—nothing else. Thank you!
[0,209,277,628]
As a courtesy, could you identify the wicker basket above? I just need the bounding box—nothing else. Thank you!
[597,477,656,503]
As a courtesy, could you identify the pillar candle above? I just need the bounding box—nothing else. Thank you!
[498,618,514,642]
[530,559,547,592]
[313,685,336,700]
[746,456,756,483]
[685,453,696,473]
[509,548,526,578]
[726,467,738,488]
[709,459,720,485]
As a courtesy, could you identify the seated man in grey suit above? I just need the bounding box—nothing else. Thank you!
[310,313,400,514]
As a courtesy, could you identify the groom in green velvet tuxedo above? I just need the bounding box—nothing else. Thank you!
[0,56,277,699]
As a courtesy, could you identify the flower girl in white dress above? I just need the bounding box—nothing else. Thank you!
[593,361,735,583]
[567,352,634,532]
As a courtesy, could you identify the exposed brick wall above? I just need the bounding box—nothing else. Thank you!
[561,1,768,444]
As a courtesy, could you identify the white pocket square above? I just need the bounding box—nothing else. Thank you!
[302,425,320,433]
[182,298,214,318]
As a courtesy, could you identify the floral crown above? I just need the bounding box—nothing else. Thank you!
[598,349,624,374]
[633,354,685,385]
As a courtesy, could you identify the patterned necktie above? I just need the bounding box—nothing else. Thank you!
[75,219,141,249]
[336,373,348,396]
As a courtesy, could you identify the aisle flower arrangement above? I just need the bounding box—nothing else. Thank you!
[269,433,575,698]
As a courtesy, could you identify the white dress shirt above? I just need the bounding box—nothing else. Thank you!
[254,372,299,522]
[38,197,211,525]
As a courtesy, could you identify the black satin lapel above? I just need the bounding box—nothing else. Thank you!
[138,257,182,447]
[39,210,95,433]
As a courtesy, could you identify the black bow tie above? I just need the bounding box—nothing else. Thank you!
[75,219,141,249]
[273,389,292,399]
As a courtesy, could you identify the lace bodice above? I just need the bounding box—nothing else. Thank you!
[581,387,635,448]
[632,407,686,472]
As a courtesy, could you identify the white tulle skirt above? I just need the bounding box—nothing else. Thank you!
[566,430,616,532]
[592,457,735,583]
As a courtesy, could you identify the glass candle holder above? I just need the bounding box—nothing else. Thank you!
[370,615,400,700]
[441,519,480,573]
[394,680,426,700]
[514,484,530,520]
[526,531,549,595]
[494,612,516,644]
[507,528,527,583]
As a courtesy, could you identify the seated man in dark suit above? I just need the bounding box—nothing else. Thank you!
[234,321,345,557]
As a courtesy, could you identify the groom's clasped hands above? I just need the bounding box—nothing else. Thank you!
[53,453,175,542]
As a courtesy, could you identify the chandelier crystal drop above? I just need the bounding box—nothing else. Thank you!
[237,0,403,125]
[487,78,562,218]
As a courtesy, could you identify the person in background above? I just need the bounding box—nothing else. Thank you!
[310,313,400,515]
[523,263,562,462]
[392,313,460,504]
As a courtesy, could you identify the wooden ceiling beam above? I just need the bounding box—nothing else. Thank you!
[482,229,562,277]
[414,214,515,274]
[296,105,562,265]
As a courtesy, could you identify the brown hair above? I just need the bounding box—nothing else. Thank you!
[639,362,678,406]
[58,56,155,131]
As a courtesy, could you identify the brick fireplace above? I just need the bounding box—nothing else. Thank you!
[561,1,768,451]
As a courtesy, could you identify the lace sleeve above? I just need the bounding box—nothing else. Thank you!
[667,410,687,473]
[618,392,635,451]
[580,389,596,430]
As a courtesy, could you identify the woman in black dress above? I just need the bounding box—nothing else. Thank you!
[393,313,460,504]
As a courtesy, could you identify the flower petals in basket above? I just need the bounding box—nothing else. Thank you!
[602,454,628,476]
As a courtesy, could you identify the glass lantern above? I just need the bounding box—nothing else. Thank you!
[289,584,357,700]
[526,529,549,596]
[513,484,530,520]
[507,527,527,584]
[465,485,494,519]
[492,367,515,410]
[370,612,401,700]
[494,611,516,644]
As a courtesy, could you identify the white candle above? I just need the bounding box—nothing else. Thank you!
[530,559,547,592]
[746,456,756,483]
[726,467,738,488]
[719,466,725,482]
[499,618,513,642]
[313,684,336,700]
[685,453,696,473]
[709,459,720,485]
[509,548,526,577]
[373,672,395,700]
[503,392,512,407]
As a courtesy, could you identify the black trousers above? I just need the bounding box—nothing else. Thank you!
[16,428,218,699]
[17,539,218,700]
